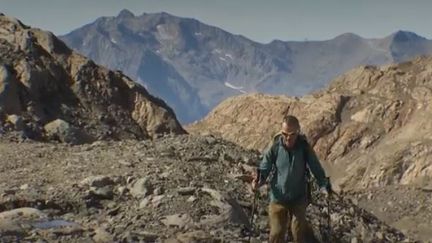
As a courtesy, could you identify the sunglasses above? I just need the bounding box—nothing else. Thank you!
[281,131,299,137]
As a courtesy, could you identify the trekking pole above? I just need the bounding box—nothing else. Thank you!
[327,192,331,241]
[248,169,261,243]
[248,190,259,242]
[326,177,333,241]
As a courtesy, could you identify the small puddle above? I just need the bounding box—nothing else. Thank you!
[31,219,79,229]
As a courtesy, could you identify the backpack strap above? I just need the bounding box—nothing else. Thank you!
[270,133,311,177]
[298,135,311,178]
[269,133,314,204]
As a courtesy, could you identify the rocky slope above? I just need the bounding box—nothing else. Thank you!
[60,9,432,122]
[188,57,432,241]
[0,13,428,242]
[0,134,412,242]
[188,56,432,189]
[0,14,185,144]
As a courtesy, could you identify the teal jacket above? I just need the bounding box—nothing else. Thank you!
[258,135,329,205]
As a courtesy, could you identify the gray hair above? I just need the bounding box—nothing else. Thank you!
[282,115,300,128]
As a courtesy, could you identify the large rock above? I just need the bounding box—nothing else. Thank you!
[44,119,93,145]
[0,14,185,142]
[0,207,47,221]
[0,65,21,115]
[129,177,153,198]
[6,114,24,130]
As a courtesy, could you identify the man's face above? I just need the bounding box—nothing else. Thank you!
[281,122,299,149]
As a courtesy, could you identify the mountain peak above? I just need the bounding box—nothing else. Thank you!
[333,32,363,41]
[117,9,135,18]
[390,30,425,42]
[159,11,174,17]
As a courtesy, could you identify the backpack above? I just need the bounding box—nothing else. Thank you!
[269,133,313,203]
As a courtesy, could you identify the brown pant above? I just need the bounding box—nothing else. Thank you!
[268,200,314,243]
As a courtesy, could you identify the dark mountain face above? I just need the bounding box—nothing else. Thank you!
[60,10,432,123]
[0,14,185,143]
[60,11,293,123]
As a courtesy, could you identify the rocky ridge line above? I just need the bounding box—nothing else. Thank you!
[0,14,185,144]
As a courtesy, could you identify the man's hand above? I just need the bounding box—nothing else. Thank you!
[319,187,329,197]
[251,178,259,192]
[251,169,260,192]
[320,182,333,197]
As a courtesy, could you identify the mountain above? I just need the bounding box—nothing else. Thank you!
[187,56,432,240]
[0,13,419,242]
[0,13,185,143]
[60,10,432,123]
[188,56,432,189]
[60,10,293,123]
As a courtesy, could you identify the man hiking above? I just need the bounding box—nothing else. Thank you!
[251,115,331,243]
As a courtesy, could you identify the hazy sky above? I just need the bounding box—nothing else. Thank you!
[2,0,431,43]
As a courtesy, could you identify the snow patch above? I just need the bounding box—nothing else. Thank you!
[225,54,233,60]
[137,77,148,90]
[224,82,246,94]
[219,57,227,62]
[194,32,203,36]
[156,25,174,40]
[212,49,234,61]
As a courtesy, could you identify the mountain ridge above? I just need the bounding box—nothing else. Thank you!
[0,13,185,143]
[60,10,432,124]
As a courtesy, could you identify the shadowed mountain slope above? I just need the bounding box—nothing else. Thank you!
[0,14,185,143]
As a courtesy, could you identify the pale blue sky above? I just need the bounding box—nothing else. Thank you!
[1,0,431,43]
